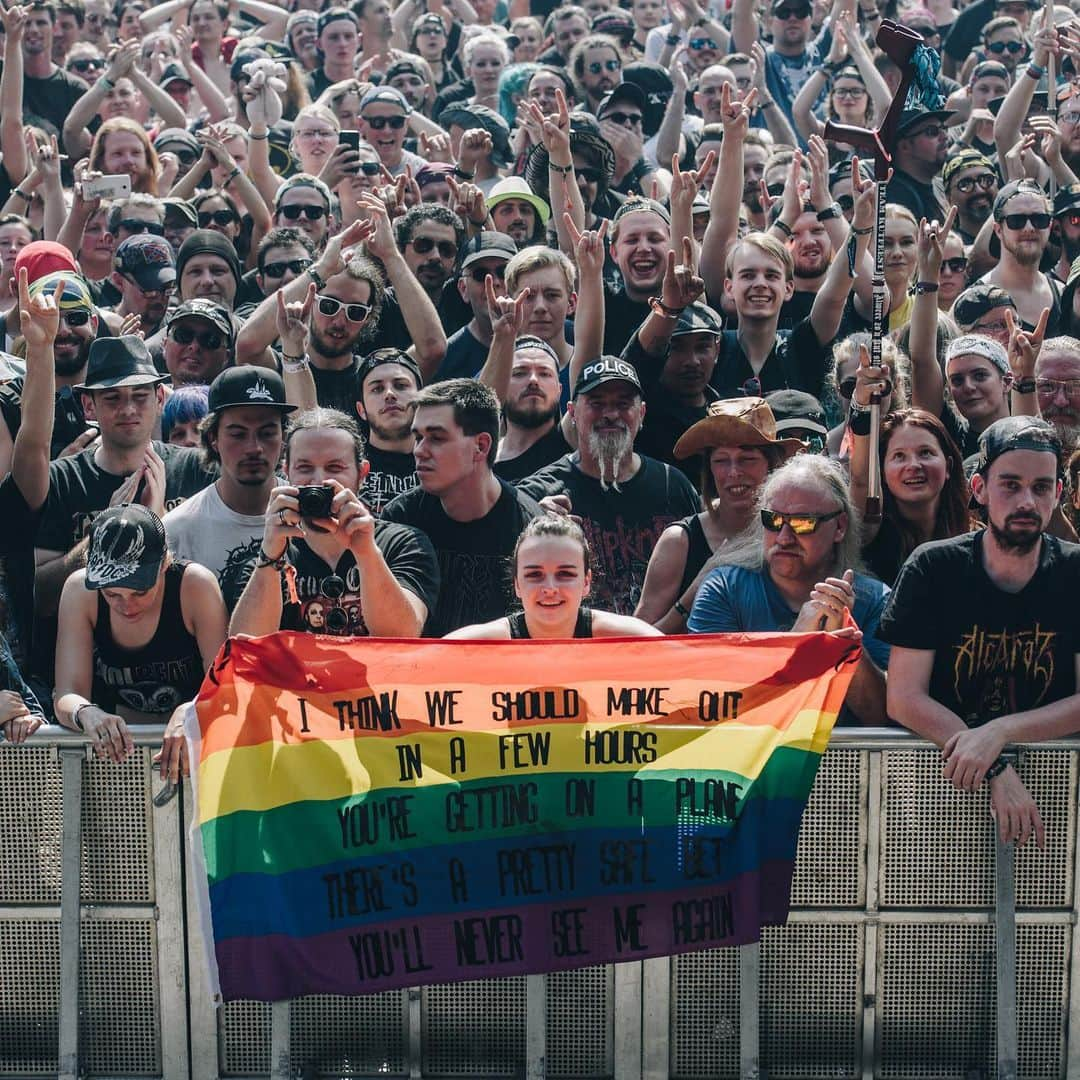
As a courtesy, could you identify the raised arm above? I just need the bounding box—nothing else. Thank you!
[994,16,1057,159]
[276,285,319,412]
[235,0,289,38]
[172,26,231,121]
[64,42,142,161]
[138,0,188,32]
[908,213,949,417]
[731,0,759,55]
[229,486,297,636]
[476,278,529,401]
[565,216,608,398]
[749,42,799,145]
[655,55,690,170]
[128,65,188,129]
[669,151,713,265]
[526,90,584,254]
[1004,306,1048,419]
[0,6,29,185]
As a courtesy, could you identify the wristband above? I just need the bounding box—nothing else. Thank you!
[72,702,95,731]
[452,166,475,179]
[816,202,843,221]
[665,33,681,45]
[851,223,873,235]
[223,166,242,187]
[1013,376,1037,393]
[774,218,793,237]
[548,160,574,174]
[759,99,775,109]
[848,399,873,436]
[98,74,114,90]
[307,266,326,290]
[256,546,288,571]
[649,296,684,317]
[12,187,31,203]
[984,755,1009,781]
[248,130,270,140]
[1026,63,1045,80]
[673,599,690,618]
[282,353,309,373]
[915,281,939,294]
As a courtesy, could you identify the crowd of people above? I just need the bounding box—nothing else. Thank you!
[0,0,1075,850]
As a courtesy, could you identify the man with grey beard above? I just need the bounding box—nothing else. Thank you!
[515,357,699,615]
[1035,339,1080,456]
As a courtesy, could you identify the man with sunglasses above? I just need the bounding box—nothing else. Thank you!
[234,227,316,318]
[273,176,334,253]
[886,108,955,224]
[568,34,622,115]
[980,16,1028,74]
[358,86,426,178]
[943,149,999,244]
[688,454,889,725]
[443,232,516,381]
[162,300,233,389]
[882,416,1080,848]
[110,234,176,339]
[154,130,203,186]
[978,181,1060,336]
[395,203,465,306]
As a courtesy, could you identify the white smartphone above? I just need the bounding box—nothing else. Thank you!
[82,174,132,200]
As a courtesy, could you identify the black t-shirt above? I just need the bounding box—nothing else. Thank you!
[439,325,490,381]
[0,381,90,459]
[943,0,996,64]
[602,283,651,357]
[280,523,440,636]
[365,288,412,353]
[380,478,542,636]
[23,67,88,145]
[361,443,418,515]
[710,320,832,400]
[878,531,1080,725]
[36,442,215,554]
[311,358,362,416]
[493,424,573,483]
[778,289,815,331]
[885,169,947,224]
[516,453,700,615]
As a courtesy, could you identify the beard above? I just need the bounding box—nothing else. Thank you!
[793,256,828,279]
[54,335,91,377]
[366,414,413,442]
[1043,410,1080,452]
[310,326,362,360]
[989,512,1043,554]
[587,426,632,492]
[504,397,558,430]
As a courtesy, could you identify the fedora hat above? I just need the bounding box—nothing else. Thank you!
[673,397,804,460]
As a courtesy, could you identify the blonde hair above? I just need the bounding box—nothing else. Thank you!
[725,231,794,282]
[506,244,577,296]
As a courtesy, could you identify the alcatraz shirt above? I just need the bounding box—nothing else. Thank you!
[515,453,700,615]
[878,531,1080,726]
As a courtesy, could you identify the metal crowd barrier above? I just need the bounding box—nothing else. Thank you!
[1,727,1078,1080]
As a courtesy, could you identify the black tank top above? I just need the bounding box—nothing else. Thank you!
[91,561,205,716]
[507,607,594,639]
[675,514,713,599]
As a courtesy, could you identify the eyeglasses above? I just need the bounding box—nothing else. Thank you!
[69,58,105,73]
[912,123,946,138]
[1002,212,1051,229]
[1061,111,1080,125]
[986,40,1025,54]
[118,219,165,236]
[362,114,407,130]
[604,110,643,127]
[973,319,1009,334]
[1036,377,1080,398]
[296,128,337,141]
[262,258,313,278]
[577,167,602,183]
[942,256,968,273]
[952,172,997,193]
[469,265,506,283]
[60,308,91,327]
[410,236,458,258]
[317,294,371,322]
[689,37,719,49]
[775,5,810,17]
[279,204,327,221]
[839,376,892,398]
[836,194,854,213]
[170,324,224,348]
[587,59,621,73]
[761,508,843,534]
[198,209,238,228]
[833,86,866,99]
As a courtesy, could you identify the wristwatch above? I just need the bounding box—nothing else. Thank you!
[1013,377,1037,394]
[307,265,326,290]
[816,202,843,222]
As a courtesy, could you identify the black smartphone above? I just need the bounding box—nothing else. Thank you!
[339,130,361,152]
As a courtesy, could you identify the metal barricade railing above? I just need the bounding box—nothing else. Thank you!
[2,728,1078,1079]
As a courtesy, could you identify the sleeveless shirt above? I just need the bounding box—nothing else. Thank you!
[507,607,594,639]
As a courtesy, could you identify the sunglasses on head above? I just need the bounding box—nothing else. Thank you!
[987,39,1025,53]
[198,209,238,228]
[362,114,407,130]
[60,307,91,327]
[411,236,458,258]
[839,376,892,398]
[952,172,996,193]
[761,508,843,534]
[942,256,968,273]
[69,57,104,73]
[689,36,719,48]
[775,5,810,17]
[317,294,371,322]
[604,110,642,126]
[170,324,223,349]
[469,265,507,283]
[587,59,621,73]
[279,203,327,221]
[263,258,312,278]
[119,219,165,236]
[1002,212,1051,229]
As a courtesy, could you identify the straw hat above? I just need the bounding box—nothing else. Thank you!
[673,398,804,460]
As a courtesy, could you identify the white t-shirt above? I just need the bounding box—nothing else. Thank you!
[163,482,266,612]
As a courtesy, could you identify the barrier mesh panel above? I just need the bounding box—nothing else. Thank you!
[669,948,739,1079]
[1015,751,1075,909]
[0,919,59,1076]
[79,919,161,1075]
[422,978,526,1076]
[0,746,62,904]
[761,923,862,1078]
[546,966,611,1077]
[81,750,152,903]
[290,992,407,1075]
[221,1000,271,1076]
[791,747,864,908]
[1018,924,1069,1080]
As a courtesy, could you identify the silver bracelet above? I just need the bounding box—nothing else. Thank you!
[282,353,309,373]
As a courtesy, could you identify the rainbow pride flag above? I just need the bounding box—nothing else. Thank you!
[187,631,856,1001]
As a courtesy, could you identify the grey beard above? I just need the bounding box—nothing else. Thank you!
[588,427,632,492]
[1046,414,1080,453]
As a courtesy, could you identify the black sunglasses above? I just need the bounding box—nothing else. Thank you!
[263,258,312,278]
[118,219,165,236]
[760,508,842,534]
[411,236,458,258]
[279,204,327,221]
[839,376,892,398]
[604,110,642,127]
[1002,212,1051,229]
[987,40,1025,54]
[689,36,719,48]
[60,308,91,327]
[358,161,382,176]
[469,265,506,283]
[775,5,811,17]
[362,114,407,130]
[168,149,199,166]
[766,182,786,197]
[198,209,238,228]
[317,294,371,322]
[587,59,621,74]
[69,57,105,73]
[170,324,224,349]
[942,257,968,273]
[952,172,996,193]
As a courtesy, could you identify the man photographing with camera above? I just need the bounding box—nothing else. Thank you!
[229,407,439,639]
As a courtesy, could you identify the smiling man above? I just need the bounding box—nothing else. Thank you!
[162,300,233,389]
[602,197,670,355]
[486,177,550,249]
[883,416,1080,847]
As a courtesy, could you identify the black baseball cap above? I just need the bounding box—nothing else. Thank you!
[1055,182,1080,217]
[951,283,1016,329]
[573,356,643,398]
[114,234,176,291]
[671,303,723,337]
[765,389,828,436]
[896,108,956,137]
[357,349,424,392]
[78,336,168,391]
[166,299,235,344]
[597,82,647,121]
[459,231,517,270]
[160,62,193,88]
[85,505,167,593]
[161,198,198,229]
[154,127,200,157]
[208,367,295,414]
[976,416,1061,474]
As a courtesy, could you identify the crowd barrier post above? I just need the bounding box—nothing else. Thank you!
[56,745,85,1080]
[738,944,761,1080]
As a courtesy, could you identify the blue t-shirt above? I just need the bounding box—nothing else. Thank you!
[687,563,891,670]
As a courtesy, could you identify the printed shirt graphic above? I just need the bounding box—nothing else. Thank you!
[878,532,1080,725]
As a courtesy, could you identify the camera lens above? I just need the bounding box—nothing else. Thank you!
[320,575,345,600]
[326,607,349,633]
